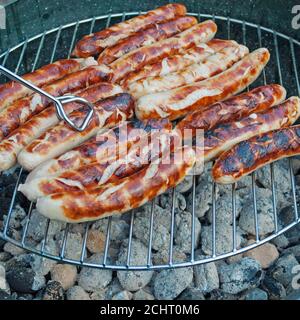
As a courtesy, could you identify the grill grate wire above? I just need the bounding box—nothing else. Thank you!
[0,12,299,270]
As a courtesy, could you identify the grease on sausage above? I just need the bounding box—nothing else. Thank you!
[0,83,123,172]
[72,3,187,57]
[17,93,135,171]
[135,48,270,121]
[127,43,249,98]
[35,146,196,223]
[97,16,197,65]
[111,20,218,83]
[175,84,287,137]
[204,96,300,162]
[0,65,113,140]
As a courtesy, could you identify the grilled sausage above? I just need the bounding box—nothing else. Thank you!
[72,3,187,58]
[18,93,135,171]
[25,118,172,182]
[97,16,197,65]
[135,48,270,121]
[110,20,218,83]
[175,84,287,137]
[122,39,240,85]
[127,44,249,98]
[0,58,94,111]
[204,97,300,162]
[0,83,123,172]
[19,129,173,201]
[35,146,196,223]
[213,121,300,184]
[0,65,113,140]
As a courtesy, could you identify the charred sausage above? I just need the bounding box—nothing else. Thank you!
[0,65,113,140]
[127,44,249,98]
[122,40,240,85]
[135,48,270,121]
[72,3,187,57]
[0,83,123,172]
[24,118,172,182]
[213,116,300,184]
[110,20,218,83]
[97,16,197,65]
[0,58,94,111]
[18,93,135,171]
[175,84,287,137]
[19,129,173,201]
[35,146,196,223]
[204,96,300,162]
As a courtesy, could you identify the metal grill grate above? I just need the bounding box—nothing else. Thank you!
[1,12,300,270]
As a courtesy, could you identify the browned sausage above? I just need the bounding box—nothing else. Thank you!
[213,116,300,185]
[127,44,249,98]
[0,65,113,140]
[204,97,300,162]
[122,39,240,85]
[18,93,136,170]
[0,83,123,172]
[35,146,196,223]
[72,3,187,58]
[98,16,198,65]
[19,128,174,201]
[110,20,218,83]
[135,48,270,121]
[175,84,287,138]
[24,118,172,182]
[0,58,94,111]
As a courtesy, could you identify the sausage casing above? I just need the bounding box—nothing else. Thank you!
[24,118,172,182]
[122,39,241,85]
[0,65,113,140]
[19,129,173,201]
[175,84,287,137]
[97,16,197,65]
[0,58,91,111]
[18,93,135,171]
[213,115,300,185]
[127,44,249,98]
[204,96,300,162]
[35,146,196,223]
[111,20,218,83]
[0,83,123,172]
[72,3,187,57]
[135,48,270,121]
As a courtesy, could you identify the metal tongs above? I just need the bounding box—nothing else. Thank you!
[0,65,94,132]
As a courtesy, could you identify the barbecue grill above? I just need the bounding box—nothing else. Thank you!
[0,5,300,271]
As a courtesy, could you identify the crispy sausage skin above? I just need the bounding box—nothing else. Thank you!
[0,83,123,172]
[110,20,218,83]
[0,59,92,111]
[97,16,197,65]
[204,97,300,162]
[135,48,270,121]
[127,44,249,98]
[0,65,113,140]
[213,121,300,184]
[18,93,135,171]
[25,119,172,182]
[175,84,287,137]
[122,39,240,86]
[19,129,173,201]
[35,146,196,223]
[72,3,187,58]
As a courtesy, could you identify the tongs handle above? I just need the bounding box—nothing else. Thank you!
[0,65,94,132]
